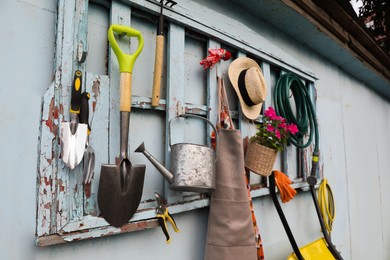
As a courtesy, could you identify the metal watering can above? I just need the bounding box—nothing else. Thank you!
[135,114,218,192]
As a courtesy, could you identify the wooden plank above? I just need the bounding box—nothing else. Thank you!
[83,73,110,216]
[108,1,132,165]
[36,196,211,246]
[36,81,57,236]
[56,0,78,231]
[165,23,185,202]
[126,0,317,81]
[36,218,159,247]
[206,39,220,148]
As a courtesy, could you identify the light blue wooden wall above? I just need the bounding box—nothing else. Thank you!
[1,0,389,259]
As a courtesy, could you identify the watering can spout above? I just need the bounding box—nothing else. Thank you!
[135,142,174,184]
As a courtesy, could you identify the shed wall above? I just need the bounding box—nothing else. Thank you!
[0,1,389,259]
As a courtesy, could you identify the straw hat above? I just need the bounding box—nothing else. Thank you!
[228,57,267,120]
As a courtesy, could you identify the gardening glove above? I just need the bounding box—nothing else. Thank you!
[277,174,296,203]
[274,170,297,203]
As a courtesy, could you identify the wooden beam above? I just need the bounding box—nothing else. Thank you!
[282,0,390,82]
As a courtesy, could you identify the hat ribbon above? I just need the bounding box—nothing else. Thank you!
[238,69,255,106]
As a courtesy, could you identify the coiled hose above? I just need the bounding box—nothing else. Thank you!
[318,178,335,234]
[273,72,343,259]
[273,72,319,184]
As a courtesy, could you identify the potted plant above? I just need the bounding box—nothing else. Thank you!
[245,106,298,176]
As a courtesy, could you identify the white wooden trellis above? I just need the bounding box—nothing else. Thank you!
[36,0,319,246]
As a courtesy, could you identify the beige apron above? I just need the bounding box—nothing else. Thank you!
[204,129,257,260]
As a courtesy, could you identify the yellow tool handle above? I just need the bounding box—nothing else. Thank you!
[120,73,132,112]
[157,213,171,243]
[166,210,180,233]
[70,70,83,114]
[151,35,164,107]
[157,208,180,244]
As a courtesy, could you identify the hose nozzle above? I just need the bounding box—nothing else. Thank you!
[307,152,319,186]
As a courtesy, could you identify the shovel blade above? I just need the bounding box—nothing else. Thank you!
[98,162,146,227]
[60,122,88,169]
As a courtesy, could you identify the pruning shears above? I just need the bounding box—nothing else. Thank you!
[155,192,180,243]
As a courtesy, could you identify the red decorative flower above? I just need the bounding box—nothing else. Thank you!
[200,48,232,69]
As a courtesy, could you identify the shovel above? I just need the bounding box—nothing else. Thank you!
[60,70,88,169]
[98,25,146,227]
[79,92,95,184]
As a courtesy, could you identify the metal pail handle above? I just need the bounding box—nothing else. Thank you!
[169,114,218,155]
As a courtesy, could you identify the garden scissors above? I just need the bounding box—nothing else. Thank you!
[155,192,180,243]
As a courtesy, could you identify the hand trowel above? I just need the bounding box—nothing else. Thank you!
[60,70,88,169]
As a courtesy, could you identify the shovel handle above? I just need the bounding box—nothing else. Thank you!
[108,24,144,73]
[120,73,132,112]
[70,70,83,114]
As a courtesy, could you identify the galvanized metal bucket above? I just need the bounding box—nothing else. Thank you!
[169,114,218,192]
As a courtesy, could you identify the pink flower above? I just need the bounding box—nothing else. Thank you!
[265,107,276,119]
[288,124,298,135]
[266,124,274,132]
[278,123,287,130]
[275,129,281,139]
[274,115,283,121]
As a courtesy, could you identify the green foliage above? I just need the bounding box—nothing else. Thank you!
[358,0,389,53]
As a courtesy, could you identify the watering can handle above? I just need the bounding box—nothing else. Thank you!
[108,24,144,73]
[169,114,219,152]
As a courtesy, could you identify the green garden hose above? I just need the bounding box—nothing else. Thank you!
[274,73,344,259]
[273,72,319,184]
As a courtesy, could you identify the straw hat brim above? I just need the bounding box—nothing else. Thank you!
[228,57,267,120]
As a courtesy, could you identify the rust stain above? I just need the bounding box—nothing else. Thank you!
[44,202,51,209]
[44,177,52,186]
[45,97,60,135]
[91,79,100,112]
[57,179,65,192]
[84,183,91,198]
[92,79,100,97]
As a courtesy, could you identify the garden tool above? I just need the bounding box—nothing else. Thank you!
[98,25,146,227]
[269,172,338,260]
[60,70,88,169]
[151,0,176,106]
[79,92,95,184]
[155,192,180,243]
[135,114,217,192]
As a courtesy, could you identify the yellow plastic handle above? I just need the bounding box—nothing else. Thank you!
[108,24,144,73]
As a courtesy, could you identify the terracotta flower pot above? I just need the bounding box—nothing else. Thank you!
[245,141,278,176]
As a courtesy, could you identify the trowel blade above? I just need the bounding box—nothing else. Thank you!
[60,122,88,169]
